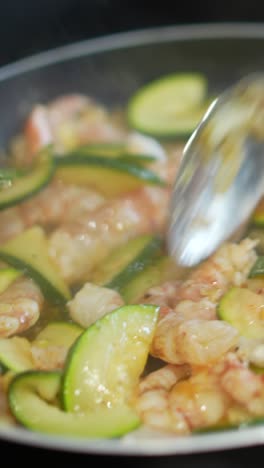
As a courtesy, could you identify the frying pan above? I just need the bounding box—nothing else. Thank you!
[1,22,264,456]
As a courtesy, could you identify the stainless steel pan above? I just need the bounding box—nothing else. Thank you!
[1,22,264,456]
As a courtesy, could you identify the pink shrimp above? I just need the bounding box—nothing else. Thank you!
[48,185,171,285]
[67,282,124,328]
[135,352,264,435]
[141,238,257,316]
[23,94,125,163]
[151,313,239,366]
[0,179,105,244]
[134,364,191,434]
[47,140,183,286]
[173,238,257,307]
[140,281,183,309]
[0,277,44,337]
[149,238,257,365]
[166,369,229,433]
[217,352,264,415]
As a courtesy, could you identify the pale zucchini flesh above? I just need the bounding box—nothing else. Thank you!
[9,371,140,438]
[121,255,179,303]
[0,226,71,305]
[0,267,22,294]
[127,73,208,139]
[0,322,83,373]
[58,143,156,164]
[62,304,159,413]
[217,287,264,339]
[0,337,34,372]
[106,236,162,293]
[33,321,83,349]
[91,234,162,289]
[55,154,165,196]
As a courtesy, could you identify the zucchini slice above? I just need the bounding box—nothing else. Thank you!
[217,286,264,339]
[8,370,139,437]
[68,142,127,157]
[62,304,159,412]
[0,337,34,372]
[0,150,54,210]
[0,226,71,305]
[58,139,160,164]
[33,321,83,349]
[57,147,156,165]
[91,234,162,291]
[91,235,179,303]
[127,72,208,139]
[0,322,83,373]
[121,255,179,303]
[106,236,163,293]
[0,168,21,187]
[55,154,165,196]
[0,267,22,294]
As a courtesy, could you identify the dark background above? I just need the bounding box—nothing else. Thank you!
[1,0,264,466]
[1,0,264,66]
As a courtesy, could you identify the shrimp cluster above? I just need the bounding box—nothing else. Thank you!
[0,93,181,340]
[134,236,264,435]
[135,352,264,434]
[21,94,126,165]
[149,238,257,365]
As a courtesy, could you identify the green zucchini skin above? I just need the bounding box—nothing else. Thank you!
[91,234,168,303]
[55,153,166,197]
[0,252,68,305]
[91,234,161,284]
[8,370,140,438]
[57,144,156,164]
[248,256,264,278]
[105,236,163,292]
[56,153,165,184]
[0,227,71,305]
[0,168,22,186]
[121,255,177,303]
[62,304,159,413]
[0,151,54,210]
[127,73,208,139]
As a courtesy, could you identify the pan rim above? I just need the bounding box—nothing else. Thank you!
[1,22,264,82]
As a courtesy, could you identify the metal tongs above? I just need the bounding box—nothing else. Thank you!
[168,73,264,267]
